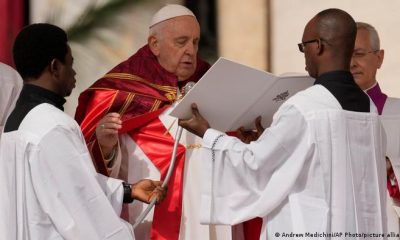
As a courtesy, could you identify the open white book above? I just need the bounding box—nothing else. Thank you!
[170,57,314,132]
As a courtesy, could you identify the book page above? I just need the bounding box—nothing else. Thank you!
[170,58,314,132]
[232,75,314,130]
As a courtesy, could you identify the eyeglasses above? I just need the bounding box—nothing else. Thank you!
[352,49,379,59]
[297,39,319,53]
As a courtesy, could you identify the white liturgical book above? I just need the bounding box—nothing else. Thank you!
[170,57,314,132]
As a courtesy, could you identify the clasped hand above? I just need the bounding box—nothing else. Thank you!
[236,116,264,143]
[132,179,168,204]
[179,103,264,143]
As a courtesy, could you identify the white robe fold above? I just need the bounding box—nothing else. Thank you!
[200,85,387,239]
[0,63,22,138]
[0,103,134,240]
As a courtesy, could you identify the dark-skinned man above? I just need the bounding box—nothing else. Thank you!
[179,9,386,239]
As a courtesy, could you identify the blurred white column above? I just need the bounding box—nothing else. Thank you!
[217,0,269,70]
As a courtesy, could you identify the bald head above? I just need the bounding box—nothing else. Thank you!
[301,8,356,77]
[315,8,357,60]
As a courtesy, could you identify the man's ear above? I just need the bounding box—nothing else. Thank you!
[377,49,384,69]
[317,39,324,56]
[148,35,160,56]
[49,58,61,79]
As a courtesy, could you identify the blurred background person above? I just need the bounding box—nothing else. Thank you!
[351,21,400,236]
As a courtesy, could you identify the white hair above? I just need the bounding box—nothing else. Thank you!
[356,22,380,50]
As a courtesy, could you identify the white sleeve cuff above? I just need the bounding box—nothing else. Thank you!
[203,128,225,149]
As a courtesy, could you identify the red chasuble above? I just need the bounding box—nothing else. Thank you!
[75,45,210,240]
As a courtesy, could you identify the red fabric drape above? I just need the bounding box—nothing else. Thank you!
[243,218,263,240]
[0,0,26,66]
[130,118,186,240]
[387,166,400,200]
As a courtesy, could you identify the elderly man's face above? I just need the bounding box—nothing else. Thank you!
[350,28,384,90]
[151,16,200,81]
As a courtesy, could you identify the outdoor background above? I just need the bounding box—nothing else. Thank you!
[2,0,399,116]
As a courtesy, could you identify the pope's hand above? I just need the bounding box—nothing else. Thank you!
[178,103,210,138]
[131,179,167,204]
[96,112,122,158]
